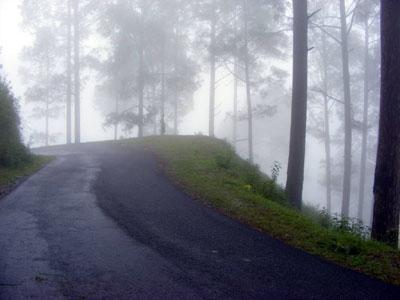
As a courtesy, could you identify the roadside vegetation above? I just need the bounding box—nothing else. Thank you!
[0,77,51,197]
[136,135,400,286]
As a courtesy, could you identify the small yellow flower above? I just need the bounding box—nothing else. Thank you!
[244,184,252,191]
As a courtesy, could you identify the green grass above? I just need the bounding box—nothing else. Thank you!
[130,135,400,286]
[0,155,53,189]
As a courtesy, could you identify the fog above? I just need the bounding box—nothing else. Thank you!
[0,0,380,224]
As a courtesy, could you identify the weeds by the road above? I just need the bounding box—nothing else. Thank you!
[136,135,400,286]
[0,155,53,197]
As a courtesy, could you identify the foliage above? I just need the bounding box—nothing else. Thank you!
[303,205,371,239]
[136,136,400,286]
[0,155,52,188]
[0,78,31,168]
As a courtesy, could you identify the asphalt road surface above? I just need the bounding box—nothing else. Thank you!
[0,142,399,299]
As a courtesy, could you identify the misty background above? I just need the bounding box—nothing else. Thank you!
[0,0,379,225]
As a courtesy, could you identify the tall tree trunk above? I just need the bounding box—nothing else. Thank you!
[358,17,370,221]
[73,0,81,144]
[339,0,353,218]
[45,100,49,147]
[173,88,178,135]
[209,1,216,137]
[286,0,308,209]
[233,7,238,149]
[160,39,166,135]
[371,0,400,247]
[137,3,145,138]
[173,23,179,135]
[66,0,72,144]
[322,29,332,214]
[45,52,50,147]
[138,47,144,138]
[114,96,119,141]
[152,84,157,135]
[243,0,253,163]
[233,56,238,148]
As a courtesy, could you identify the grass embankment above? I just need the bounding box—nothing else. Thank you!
[0,155,53,198]
[136,135,400,286]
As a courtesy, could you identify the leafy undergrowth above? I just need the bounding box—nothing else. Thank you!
[131,135,400,286]
[0,155,53,195]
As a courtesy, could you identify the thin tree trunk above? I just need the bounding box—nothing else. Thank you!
[66,0,72,144]
[322,29,332,214]
[243,0,253,163]
[137,2,145,138]
[286,0,308,209]
[73,0,81,144]
[45,52,50,147]
[339,0,353,218]
[358,18,370,221]
[371,0,400,247]
[209,1,216,137]
[160,39,166,135]
[114,96,119,141]
[45,100,49,147]
[233,56,238,148]
[233,7,238,149]
[152,84,157,135]
[173,88,178,135]
[138,47,144,138]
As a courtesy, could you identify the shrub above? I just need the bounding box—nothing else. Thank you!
[0,77,31,167]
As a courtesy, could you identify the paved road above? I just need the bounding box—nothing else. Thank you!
[0,142,399,299]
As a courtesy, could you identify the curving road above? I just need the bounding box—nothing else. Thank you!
[0,142,399,299]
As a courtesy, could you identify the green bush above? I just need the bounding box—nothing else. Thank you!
[0,77,31,167]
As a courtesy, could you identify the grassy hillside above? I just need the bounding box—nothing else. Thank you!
[135,135,400,286]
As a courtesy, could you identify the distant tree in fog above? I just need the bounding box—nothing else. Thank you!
[95,0,198,137]
[208,0,288,162]
[20,17,65,146]
[20,0,95,145]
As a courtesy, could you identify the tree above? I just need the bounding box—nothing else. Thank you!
[20,26,65,147]
[355,0,379,221]
[0,77,30,167]
[66,0,72,144]
[73,0,81,143]
[212,0,287,162]
[371,0,400,247]
[95,0,198,136]
[286,0,308,209]
[339,0,353,218]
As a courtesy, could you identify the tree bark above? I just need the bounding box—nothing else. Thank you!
[358,17,370,221]
[209,0,216,137]
[233,7,238,149]
[339,0,353,218]
[371,0,400,247]
[138,47,144,138]
[114,96,119,141]
[137,2,145,138]
[233,56,238,149]
[243,0,253,163]
[322,29,332,214]
[286,0,308,209]
[66,0,72,144]
[73,0,81,144]
[45,51,50,147]
[160,38,166,135]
